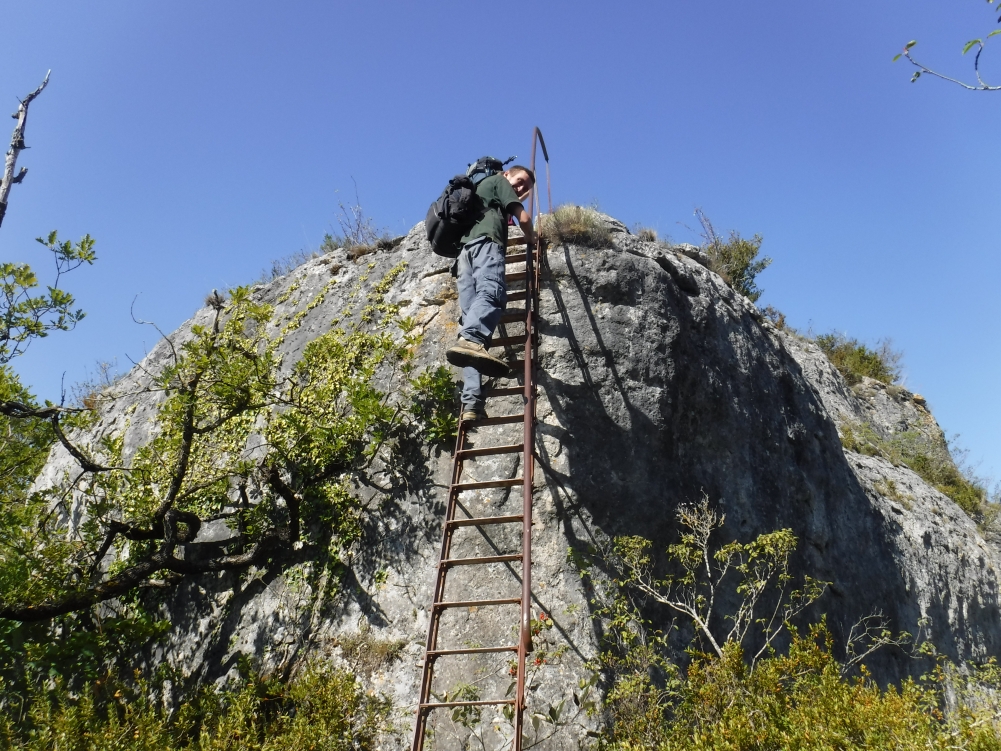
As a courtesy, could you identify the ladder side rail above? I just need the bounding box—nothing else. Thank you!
[412,424,469,751]
[513,243,536,750]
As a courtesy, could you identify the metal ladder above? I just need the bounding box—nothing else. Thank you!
[412,130,550,751]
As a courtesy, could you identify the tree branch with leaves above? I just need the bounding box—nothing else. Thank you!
[894,2,1001,91]
[0,263,453,623]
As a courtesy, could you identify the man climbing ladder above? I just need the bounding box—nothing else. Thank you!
[413,128,550,751]
[445,165,536,421]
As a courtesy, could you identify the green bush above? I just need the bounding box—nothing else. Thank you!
[0,662,389,750]
[409,366,458,444]
[583,505,1001,750]
[600,624,1001,751]
[542,204,612,248]
[816,332,901,385]
[695,209,772,302]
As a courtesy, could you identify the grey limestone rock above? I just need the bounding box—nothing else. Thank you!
[31,217,1001,748]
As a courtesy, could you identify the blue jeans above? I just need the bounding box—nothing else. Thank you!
[457,236,507,410]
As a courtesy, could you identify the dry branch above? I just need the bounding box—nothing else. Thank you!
[0,71,50,229]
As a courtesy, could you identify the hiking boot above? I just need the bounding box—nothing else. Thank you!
[460,406,487,423]
[445,338,511,378]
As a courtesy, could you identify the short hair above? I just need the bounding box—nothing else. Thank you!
[507,165,536,185]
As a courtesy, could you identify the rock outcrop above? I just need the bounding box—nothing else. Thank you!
[32,217,1001,748]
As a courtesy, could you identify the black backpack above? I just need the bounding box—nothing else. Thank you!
[425,175,481,258]
[425,156,518,258]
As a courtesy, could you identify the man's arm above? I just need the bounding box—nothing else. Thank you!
[509,203,536,247]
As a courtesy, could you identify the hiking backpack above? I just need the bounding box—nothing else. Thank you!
[424,156,518,258]
[466,155,516,185]
[425,175,481,258]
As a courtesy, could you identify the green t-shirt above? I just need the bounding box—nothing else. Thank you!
[460,173,523,247]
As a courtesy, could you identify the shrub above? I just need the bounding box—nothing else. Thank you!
[542,204,612,248]
[840,423,989,519]
[695,209,772,302]
[761,305,787,330]
[0,662,389,750]
[816,332,902,385]
[630,625,1001,751]
[582,504,1001,750]
[409,366,458,444]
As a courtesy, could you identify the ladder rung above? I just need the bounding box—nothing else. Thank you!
[485,386,526,397]
[452,477,524,491]
[421,699,517,709]
[446,514,524,528]
[491,335,527,348]
[505,272,527,283]
[464,413,525,427]
[506,235,528,247]
[500,309,529,323]
[501,360,527,373]
[442,553,523,567]
[507,290,529,302]
[433,597,521,610]
[456,443,524,458]
[427,645,519,657]
[505,253,528,264]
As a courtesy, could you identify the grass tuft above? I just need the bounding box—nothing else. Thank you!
[542,204,612,248]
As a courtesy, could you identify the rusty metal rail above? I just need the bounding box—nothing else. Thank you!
[411,127,552,751]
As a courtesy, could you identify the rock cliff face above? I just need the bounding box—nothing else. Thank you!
[34,217,1001,748]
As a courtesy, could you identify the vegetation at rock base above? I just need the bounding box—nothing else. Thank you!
[597,625,1001,750]
[695,209,771,303]
[542,204,612,248]
[0,661,389,750]
[571,498,1001,750]
[815,331,902,386]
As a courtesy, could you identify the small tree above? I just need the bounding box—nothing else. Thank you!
[0,261,453,622]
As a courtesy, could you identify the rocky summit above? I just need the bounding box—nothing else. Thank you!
[32,214,1000,748]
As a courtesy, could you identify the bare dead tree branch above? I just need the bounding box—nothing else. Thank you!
[0,71,50,228]
[0,400,84,420]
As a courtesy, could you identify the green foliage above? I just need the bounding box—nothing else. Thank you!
[0,366,54,500]
[542,204,612,248]
[583,505,1001,750]
[0,661,389,750]
[0,608,169,706]
[0,262,422,622]
[0,232,95,364]
[815,332,901,385]
[840,423,989,518]
[695,209,771,303]
[599,623,1001,750]
[408,366,458,444]
[601,496,825,662]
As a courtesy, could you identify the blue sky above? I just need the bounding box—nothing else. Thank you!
[2,1,999,480]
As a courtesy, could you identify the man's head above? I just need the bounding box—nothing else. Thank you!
[503,166,536,199]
